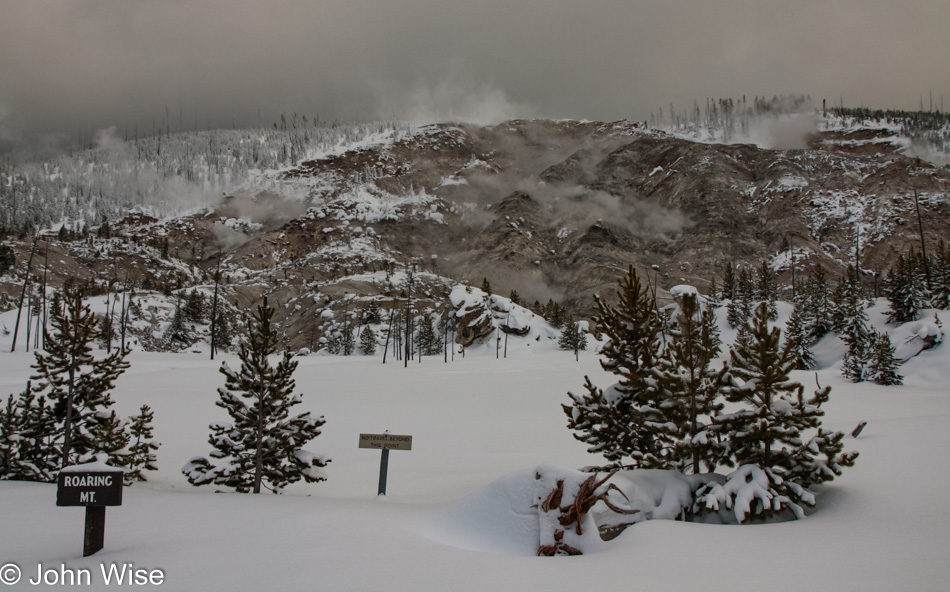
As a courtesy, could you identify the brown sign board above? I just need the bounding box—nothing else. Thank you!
[359,433,412,451]
[57,471,124,507]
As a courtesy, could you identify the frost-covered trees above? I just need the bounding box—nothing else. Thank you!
[183,298,329,493]
[648,292,727,473]
[563,267,663,466]
[840,292,874,382]
[125,405,160,484]
[359,326,377,355]
[885,254,927,323]
[31,290,130,468]
[558,318,588,358]
[0,384,58,481]
[784,300,816,370]
[698,302,857,522]
[869,331,903,386]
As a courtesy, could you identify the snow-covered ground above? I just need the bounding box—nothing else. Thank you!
[1,307,949,591]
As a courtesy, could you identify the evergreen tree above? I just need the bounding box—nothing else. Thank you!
[125,405,160,484]
[841,291,874,382]
[831,265,865,333]
[703,302,857,521]
[164,301,190,348]
[727,267,754,329]
[508,290,522,305]
[480,277,492,295]
[416,313,441,356]
[90,410,130,469]
[545,300,567,330]
[869,331,903,386]
[363,301,382,325]
[183,288,207,323]
[182,299,329,493]
[756,261,778,320]
[558,318,588,359]
[784,302,816,370]
[359,325,377,356]
[929,240,950,310]
[0,384,59,482]
[885,255,926,323]
[647,292,727,473]
[563,267,663,466]
[722,262,735,301]
[211,310,234,351]
[805,266,834,341]
[31,290,130,468]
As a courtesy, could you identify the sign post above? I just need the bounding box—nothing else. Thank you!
[358,432,412,496]
[57,460,123,557]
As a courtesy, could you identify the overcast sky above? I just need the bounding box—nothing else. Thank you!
[1,0,948,154]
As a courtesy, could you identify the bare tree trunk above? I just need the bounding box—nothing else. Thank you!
[382,304,395,364]
[210,255,222,360]
[11,234,38,352]
[913,187,932,290]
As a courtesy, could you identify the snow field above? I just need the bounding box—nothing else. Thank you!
[0,308,949,591]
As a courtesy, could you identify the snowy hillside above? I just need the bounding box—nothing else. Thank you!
[0,305,948,591]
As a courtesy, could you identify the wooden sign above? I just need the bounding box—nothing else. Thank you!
[57,461,124,556]
[57,471,124,507]
[358,433,413,451]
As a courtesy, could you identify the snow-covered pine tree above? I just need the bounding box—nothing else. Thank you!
[125,405,160,484]
[869,330,903,386]
[784,301,816,370]
[359,325,377,355]
[3,384,59,482]
[89,410,130,469]
[415,313,439,356]
[841,293,874,383]
[183,288,207,323]
[563,266,664,467]
[805,266,834,341]
[727,267,754,329]
[702,302,857,522]
[31,290,130,468]
[164,300,190,349]
[647,291,727,473]
[363,301,382,325]
[558,317,588,356]
[831,265,862,333]
[885,254,926,323]
[722,262,735,301]
[182,298,329,493]
[929,240,950,310]
[756,261,778,320]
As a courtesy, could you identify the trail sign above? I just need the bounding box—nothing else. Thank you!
[57,471,123,507]
[57,460,124,557]
[359,432,412,496]
[358,433,412,451]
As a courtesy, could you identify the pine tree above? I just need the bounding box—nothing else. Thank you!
[417,313,441,356]
[363,301,382,325]
[727,267,754,329]
[182,298,329,493]
[885,255,926,323]
[31,290,130,468]
[869,331,903,386]
[89,410,130,469]
[508,290,521,305]
[563,267,663,467]
[648,292,727,473]
[722,262,735,301]
[211,310,234,351]
[558,318,588,355]
[359,326,377,356]
[756,261,778,320]
[164,301,190,348]
[125,405,160,484]
[841,294,874,383]
[805,266,834,340]
[784,302,816,370]
[929,240,950,310]
[183,288,207,323]
[2,385,59,482]
[702,302,857,521]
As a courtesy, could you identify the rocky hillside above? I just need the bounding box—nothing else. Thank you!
[1,116,948,351]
